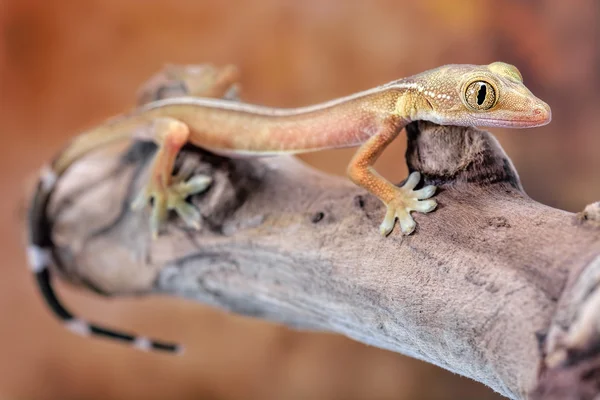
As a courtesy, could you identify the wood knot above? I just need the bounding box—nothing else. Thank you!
[353,195,365,209]
[311,211,325,223]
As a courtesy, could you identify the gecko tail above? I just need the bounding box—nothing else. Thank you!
[27,245,182,354]
[27,166,182,354]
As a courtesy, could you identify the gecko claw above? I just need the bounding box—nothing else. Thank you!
[379,171,437,236]
[132,173,212,238]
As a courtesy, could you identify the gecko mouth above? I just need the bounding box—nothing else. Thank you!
[478,116,551,128]
[481,103,552,128]
[477,118,549,128]
[475,101,552,128]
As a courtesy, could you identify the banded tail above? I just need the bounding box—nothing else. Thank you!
[26,163,181,353]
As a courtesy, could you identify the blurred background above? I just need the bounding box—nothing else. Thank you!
[1,0,599,399]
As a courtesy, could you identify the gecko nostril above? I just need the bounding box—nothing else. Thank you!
[532,103,552,122]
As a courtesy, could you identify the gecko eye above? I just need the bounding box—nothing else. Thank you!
[464,81,496,111]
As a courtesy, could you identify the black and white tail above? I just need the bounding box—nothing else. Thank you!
[26,164,182,354]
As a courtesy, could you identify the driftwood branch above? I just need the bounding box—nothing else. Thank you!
[49,121,600,400]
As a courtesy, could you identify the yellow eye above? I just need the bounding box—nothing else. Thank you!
[464,81,496,110]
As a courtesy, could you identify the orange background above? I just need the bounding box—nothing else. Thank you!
[1,1,598,399]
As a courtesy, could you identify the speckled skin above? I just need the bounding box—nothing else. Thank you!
[59,61,550,236]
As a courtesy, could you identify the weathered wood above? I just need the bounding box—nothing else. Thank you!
[49,121,600,399]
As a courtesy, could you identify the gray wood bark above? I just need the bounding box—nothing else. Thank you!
[49,121,600,400]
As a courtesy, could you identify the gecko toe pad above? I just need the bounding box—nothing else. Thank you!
[379,171,437,236]
[131,174,212,238]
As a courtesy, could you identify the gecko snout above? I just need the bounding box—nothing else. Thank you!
[531,101,552,126]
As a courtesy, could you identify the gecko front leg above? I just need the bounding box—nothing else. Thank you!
[347,123,437,236]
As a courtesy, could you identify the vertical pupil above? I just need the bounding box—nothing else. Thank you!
[476,84,487,106]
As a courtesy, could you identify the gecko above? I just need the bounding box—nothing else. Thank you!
[26,61,551,354]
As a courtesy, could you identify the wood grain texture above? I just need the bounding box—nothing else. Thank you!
[49,121,600,400]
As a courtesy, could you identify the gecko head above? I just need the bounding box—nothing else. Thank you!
[407,62,551,129]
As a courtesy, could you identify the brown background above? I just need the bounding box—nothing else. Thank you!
[1,1,599,399]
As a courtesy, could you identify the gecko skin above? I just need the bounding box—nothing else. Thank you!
[26,64,241,353]
[27,61,551,354]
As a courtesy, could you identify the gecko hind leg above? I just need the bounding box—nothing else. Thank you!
[130,117,212,238]
[379,171,437,236]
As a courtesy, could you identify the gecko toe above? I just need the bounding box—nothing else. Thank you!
[173,175,212,196]
[413,185,437,200]
[379,206,397,236]
[172,200,202,230]
[398,213,417,235]
[131,189,149,211]
[150,195,168,239]
[410,199,437,213]
[402,171,422,191]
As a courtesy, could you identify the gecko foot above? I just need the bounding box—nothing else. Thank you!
[131,174,212,238]
[379,171,437,236]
